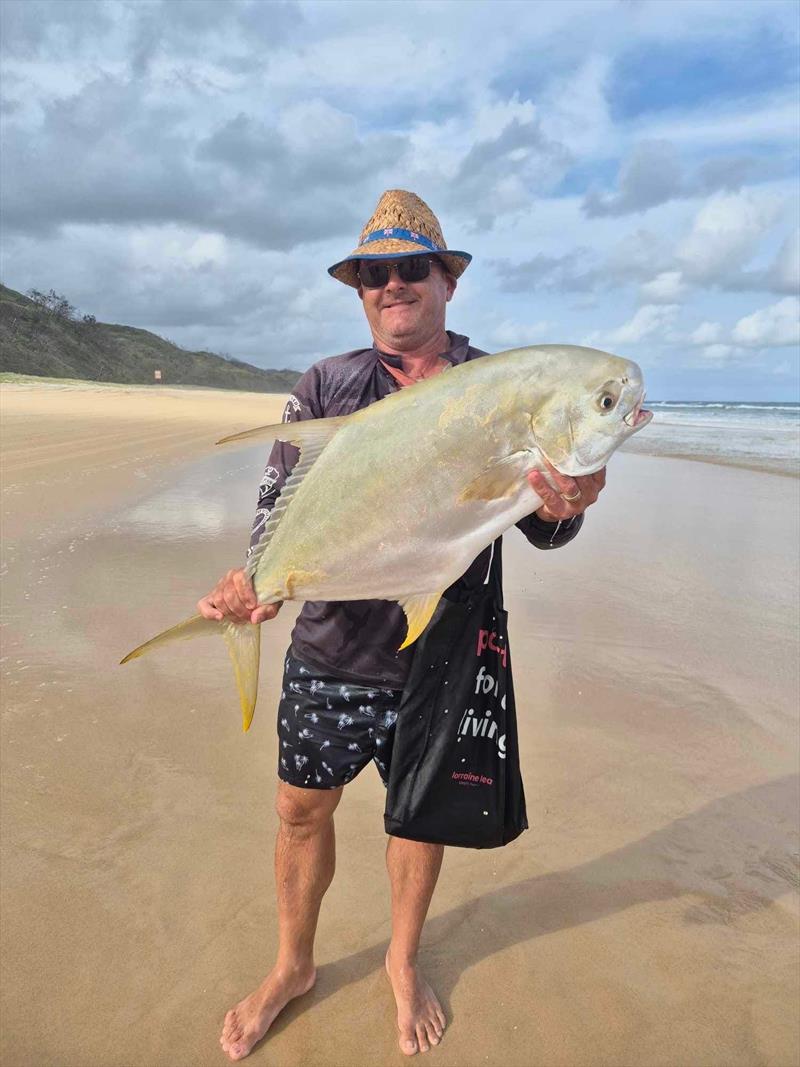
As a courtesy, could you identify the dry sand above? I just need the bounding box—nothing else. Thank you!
[1,381,798,1067]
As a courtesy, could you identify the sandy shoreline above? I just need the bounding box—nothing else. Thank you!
[0,381,289,544]
[1,382,798,1066]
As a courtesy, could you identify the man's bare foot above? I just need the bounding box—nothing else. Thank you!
[385,948,446,1056]
[219,963,316,1061]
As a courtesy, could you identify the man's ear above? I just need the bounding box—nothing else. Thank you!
[356,284,364,301]
[446,276,457,302]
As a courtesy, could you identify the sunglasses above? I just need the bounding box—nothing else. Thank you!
[357,255,439,289]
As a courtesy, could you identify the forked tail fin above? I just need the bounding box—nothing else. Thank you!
[120,614,262,732]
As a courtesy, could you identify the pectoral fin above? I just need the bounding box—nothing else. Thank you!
[459,451,530,502]
[397,592,443,650]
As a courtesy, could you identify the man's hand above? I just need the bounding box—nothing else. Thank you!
[197,568,282,625]
[527,459,606,523]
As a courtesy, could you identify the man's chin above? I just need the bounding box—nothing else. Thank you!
[377,317,419,343]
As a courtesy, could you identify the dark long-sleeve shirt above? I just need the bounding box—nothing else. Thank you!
[249,332,582,687]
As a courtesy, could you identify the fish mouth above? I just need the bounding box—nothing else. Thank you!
[623,392,652,430]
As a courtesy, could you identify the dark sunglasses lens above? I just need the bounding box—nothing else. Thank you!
[357,256,433,288]
[358,261,390,288]
[397,257,432,282]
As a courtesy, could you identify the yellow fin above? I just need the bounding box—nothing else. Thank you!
[217,414,349,450]
[397,592,443,650]
[121,614,262,733]
[459,451,530,502]
[120,614,222,663]
[221,621,261,732]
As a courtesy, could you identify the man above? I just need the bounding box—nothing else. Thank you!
[203,191,606,1061]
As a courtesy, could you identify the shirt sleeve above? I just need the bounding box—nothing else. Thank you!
[247,368,323,558]
[515,510,584,550]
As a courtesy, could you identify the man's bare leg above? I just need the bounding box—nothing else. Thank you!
[385,837,447,1056]
[220,782,343,1061]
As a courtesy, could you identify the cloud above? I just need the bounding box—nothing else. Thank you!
[583,139,771,218]
[0,0,115,59]
[449,117,572,229]
[491,249,598,293]
[584,304,680,347]
[680,298,799,361]
[0,0,797,399]
[584,140,683,217]
[731,296,800,347]
[0,74,404,249]
[639,270,686,304]
[488,319,553,349]
[767,229,800,294]
[699,343,736,363]
[689,321,724,345]
[676,190,783,285]
[492,227,673,294]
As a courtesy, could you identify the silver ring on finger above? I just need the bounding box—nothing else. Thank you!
[559,488,582,503]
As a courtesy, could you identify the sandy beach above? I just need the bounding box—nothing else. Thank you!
[1,381,798,1067]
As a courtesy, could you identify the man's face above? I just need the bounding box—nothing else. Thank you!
[357,256,457,353]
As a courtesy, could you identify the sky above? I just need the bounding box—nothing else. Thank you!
[1,0,798,400]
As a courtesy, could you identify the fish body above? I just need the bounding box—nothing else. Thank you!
[122,344,652,729]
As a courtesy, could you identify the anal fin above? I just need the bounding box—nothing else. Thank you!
[397,592,443,650]
[221,621,261,732]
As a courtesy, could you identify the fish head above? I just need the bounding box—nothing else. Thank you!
[528,346,653,476]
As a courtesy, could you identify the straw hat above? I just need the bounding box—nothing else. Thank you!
[328,189,472,288]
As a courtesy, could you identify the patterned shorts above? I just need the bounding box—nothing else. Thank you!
[276,648,403,790]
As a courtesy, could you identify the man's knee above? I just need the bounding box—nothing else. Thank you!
[276,780,342,836]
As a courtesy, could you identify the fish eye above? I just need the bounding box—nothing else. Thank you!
[595,386,619,414]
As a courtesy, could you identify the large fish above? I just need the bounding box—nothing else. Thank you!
[122,344,652,729]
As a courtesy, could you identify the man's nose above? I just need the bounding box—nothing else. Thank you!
[383,266,407,289]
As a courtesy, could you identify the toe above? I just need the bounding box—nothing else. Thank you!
[436,1007,446,1032]
[400,1034,418,1056]
[426,1023,440,1046]
[416,1025,430,1053]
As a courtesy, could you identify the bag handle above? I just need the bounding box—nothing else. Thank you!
[482,537,505,608]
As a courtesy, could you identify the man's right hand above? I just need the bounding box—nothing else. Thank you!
[197,568,282,625]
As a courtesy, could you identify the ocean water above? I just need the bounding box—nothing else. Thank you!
[621,401,800,476]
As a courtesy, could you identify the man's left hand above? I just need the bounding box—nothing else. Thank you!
[527,460,606,522]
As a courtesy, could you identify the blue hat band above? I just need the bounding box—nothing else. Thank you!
[359,227,442,252]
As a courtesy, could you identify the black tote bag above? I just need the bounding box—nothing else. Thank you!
[385,539,528,849]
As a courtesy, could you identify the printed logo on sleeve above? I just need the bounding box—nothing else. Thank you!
[282,395,302,422]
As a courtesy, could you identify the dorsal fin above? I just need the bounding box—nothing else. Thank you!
[240,415,349,580]
[217,415,350,450]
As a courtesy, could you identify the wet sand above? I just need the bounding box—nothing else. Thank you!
[1,382,798,1067]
